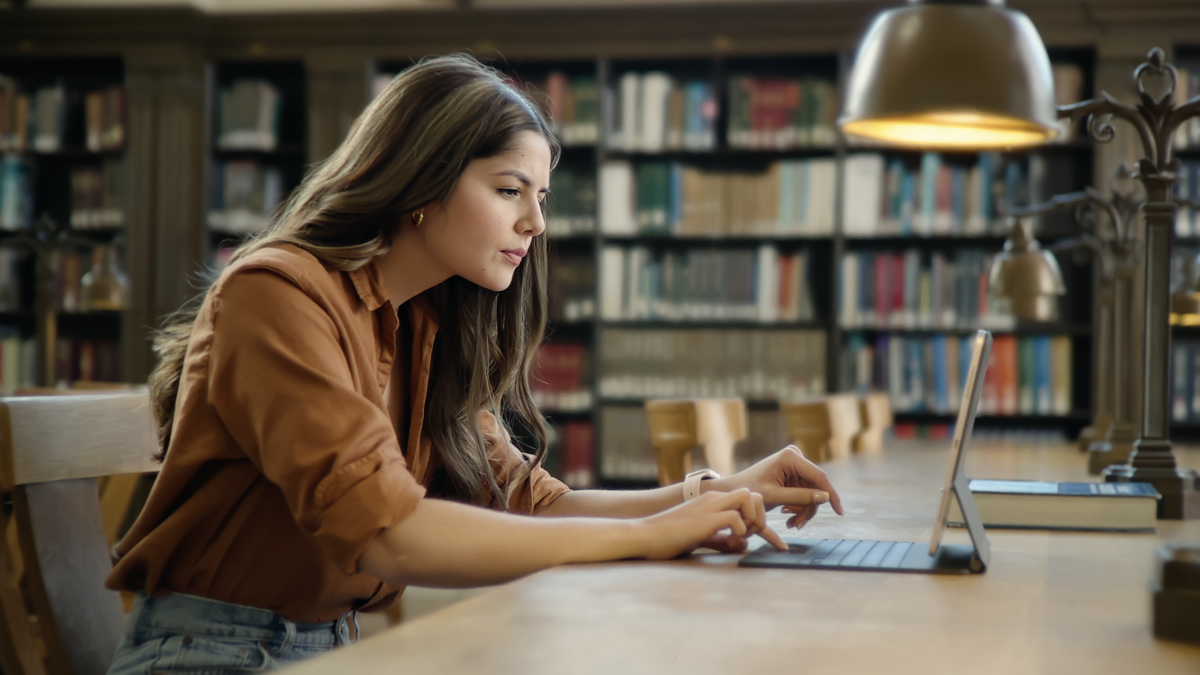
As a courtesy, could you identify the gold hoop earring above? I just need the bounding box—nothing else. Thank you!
[411,211,425,226]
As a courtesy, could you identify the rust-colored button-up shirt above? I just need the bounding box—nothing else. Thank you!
[106,244,570,622]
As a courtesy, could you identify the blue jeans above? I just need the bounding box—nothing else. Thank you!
[107,591,359,674]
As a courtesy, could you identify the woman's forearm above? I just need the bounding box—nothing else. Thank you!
[360,497,647,588]
[536,485,687,519]
[359,488,774,589]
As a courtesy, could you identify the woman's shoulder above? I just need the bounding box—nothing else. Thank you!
[208,243,357,310]
[225,243,323,283]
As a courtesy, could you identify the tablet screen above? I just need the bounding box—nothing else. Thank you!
[928,330,992,556]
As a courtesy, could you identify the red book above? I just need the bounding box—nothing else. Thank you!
[874,254,889,325]
[563,421,594,487]
[890,253,905,324]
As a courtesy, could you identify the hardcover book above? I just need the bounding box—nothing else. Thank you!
[947,479,1160,532]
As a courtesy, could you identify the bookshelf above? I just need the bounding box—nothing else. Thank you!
[205,60,307,272]
[542,48,1098,486]
[0,56,130,391]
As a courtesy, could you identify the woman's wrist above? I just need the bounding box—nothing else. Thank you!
[701,474,738,496]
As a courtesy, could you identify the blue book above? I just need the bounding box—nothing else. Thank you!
[900,171,915,235]
[948,480,1160,532]
[931,334,948,413]
[907,338,924,411]
[919,152,939,235]
[1034,336,1052,415]
[977,153,994,226]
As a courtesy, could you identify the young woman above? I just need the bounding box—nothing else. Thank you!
[105,54,843,674]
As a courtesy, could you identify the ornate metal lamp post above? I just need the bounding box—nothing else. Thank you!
[1058,48,1200,519]
[1000,170,1144,475]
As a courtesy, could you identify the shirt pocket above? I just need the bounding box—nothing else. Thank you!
[152,634,271,674]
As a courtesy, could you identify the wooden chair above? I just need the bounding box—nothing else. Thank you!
[0,393,161,675]
[852,392,894,454]
[780,394,862,463]
[645,399,746,487]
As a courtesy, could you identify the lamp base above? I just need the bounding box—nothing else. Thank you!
[1078,414,1113,453]
[1104,438,1200,519]
[1086,421,1137,475]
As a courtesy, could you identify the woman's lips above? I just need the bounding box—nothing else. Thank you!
[502,249,527,265]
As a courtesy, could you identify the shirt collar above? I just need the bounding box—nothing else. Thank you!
[349,258,390,312]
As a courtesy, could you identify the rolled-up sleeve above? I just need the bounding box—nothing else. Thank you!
[208,269,425,574]
[479,412,571,514]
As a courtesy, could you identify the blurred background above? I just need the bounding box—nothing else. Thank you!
[3,0,1200,497]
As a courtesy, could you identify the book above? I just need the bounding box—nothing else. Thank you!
[947,479,1160,532]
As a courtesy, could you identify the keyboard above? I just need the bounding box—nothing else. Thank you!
[738,537,984,574]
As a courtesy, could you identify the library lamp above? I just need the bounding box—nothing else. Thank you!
[839,0,1059,150]
[1171,253,1200,327]
[987,217,1065,321]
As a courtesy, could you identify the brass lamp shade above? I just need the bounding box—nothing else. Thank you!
[989,218,1066,321]
[839,0,1059,150]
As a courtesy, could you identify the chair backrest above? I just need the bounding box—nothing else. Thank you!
[781,393,864,463]
[645,399,746,486]
[0,393,161,675]
[852,392,894,454]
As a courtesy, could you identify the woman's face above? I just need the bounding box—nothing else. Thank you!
[419,130,551,292]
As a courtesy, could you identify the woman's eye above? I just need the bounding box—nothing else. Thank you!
[499,188,521,197]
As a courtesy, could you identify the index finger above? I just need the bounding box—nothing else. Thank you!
[783,446,844,515]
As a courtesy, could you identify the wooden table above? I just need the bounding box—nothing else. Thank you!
[288,441,1200,674]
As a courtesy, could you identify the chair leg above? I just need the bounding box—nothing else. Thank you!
[655,444,694,487]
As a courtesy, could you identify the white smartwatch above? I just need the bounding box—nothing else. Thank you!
[683,469,721,502]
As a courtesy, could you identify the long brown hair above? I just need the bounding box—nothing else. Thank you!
[148,53,559,509]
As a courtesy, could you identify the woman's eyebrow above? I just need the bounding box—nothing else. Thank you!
[493,169,548,192]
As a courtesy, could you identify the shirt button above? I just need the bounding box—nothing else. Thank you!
[182,636,193,646]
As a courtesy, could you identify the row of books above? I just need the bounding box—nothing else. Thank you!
[0,333,37,395]
[727,75,838,150]
[1173,66,1200,150]
[838,249,1012,330]
[0,247,29,312]
[1170,339,1200,422]
[216,79,282,152]
[531,342,592,413]
[0,155,32,231]
[844,334,1073,416]
[522,72,600,147]
[598,158,838,237]
[598,328,826,402]
[207,161,285,234]
[548,252,595,323]
[896,425,1070,443]
[54,336,121,385]
[545,165,596,237]
[70,159,125,229]
[598,406,787,481]
[0,79,127,153]
[1174,162,1200,237]
[606,71,718,153]
[843,153,1025,237]
[599,244,816,323]
[548,420,595,488]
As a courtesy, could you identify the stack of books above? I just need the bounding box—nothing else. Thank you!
[70,159,126,229]
[598,327,826,402]
[605,71,717,153]
[599,158,838,236]
[599,244,815,324]
[216,79,282,151]
[726,75,838,149]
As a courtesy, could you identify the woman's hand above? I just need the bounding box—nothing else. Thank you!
[710,445,844,530]
[634,488,788,558]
